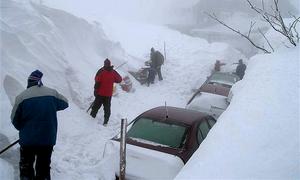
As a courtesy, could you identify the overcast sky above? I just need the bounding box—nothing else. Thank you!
[40,0,199,24]
[37,0,299,26]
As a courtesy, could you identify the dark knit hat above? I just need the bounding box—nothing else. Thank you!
[28,70,43,87]
[104,58,111,67]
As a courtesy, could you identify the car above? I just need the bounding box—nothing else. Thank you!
[187,82,230,106]
[205,72,240,89]
[103,106,216,180]
[185,72,239,118]
[186,92,228,119]
[199,83,230,97]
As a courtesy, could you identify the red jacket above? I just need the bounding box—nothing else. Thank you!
[95,67,122,97]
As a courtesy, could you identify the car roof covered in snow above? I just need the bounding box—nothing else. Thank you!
[200,83,230,97]
[139,106,208,126]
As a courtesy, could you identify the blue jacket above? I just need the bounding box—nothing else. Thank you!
[11,85,68,146]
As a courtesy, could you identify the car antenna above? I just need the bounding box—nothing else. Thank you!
[165,101,169,120]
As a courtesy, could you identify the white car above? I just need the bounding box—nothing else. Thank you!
[186,92,229,119]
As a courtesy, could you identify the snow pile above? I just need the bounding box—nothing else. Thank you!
[1,0,128,114]
[0,159,14,180]
[175,46,300,179]
[2,0,298,179]
[1,1,127,179]
[1,1,245,179]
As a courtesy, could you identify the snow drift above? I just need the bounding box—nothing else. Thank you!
[175,46,300,179]
[1,0,128,112]
[2,0,299,179]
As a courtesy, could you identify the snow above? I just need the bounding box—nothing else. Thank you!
[1,0,299,179]
[186,92,228,118]
[103,141,184,179]
[0,159,14,180]
[175,46,300,179]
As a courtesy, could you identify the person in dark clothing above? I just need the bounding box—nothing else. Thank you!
[146,62,157,86]
[214,60,226,72]
[90,59,122,125]
[150,47,164,81]
[11,70,69,180]
[235,59,247,79]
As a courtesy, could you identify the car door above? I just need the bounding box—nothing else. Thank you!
[196,117,216,145]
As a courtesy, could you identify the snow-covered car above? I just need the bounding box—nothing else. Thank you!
[186,81,231,118]
[205,72,240,88]
[186,92,228,119]
[185,72,239,117]
[198,83,230,97]
[104,106,216,180]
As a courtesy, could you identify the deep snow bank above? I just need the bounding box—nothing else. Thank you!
[0,0,127,131]
[1,1,261,179]
[0,1,128,178]
[175,46,300,179]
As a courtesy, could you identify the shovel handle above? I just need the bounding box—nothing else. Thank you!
[0,139,19,155]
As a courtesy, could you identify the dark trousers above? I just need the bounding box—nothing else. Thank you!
[156,66,163,81]
[147,68,156,86]
[90,95,112,124]
[19,146,53,180]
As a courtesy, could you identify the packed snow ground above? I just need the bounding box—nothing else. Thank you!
[1,1,299,180]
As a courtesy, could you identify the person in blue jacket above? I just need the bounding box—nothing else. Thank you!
[11,70,68,180]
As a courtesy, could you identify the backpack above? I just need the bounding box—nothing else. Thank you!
[156,51,164,66]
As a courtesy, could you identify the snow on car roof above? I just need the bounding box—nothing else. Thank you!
[140,106,208,126]
[200,83,230,97]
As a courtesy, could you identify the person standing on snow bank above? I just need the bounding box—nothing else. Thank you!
[90,58,122,126]
[214,60,226,72]
[11,70,69,180]
[235,59,247,79]
[150,47,164,81]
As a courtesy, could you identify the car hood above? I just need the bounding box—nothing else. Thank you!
[104,140,184,180]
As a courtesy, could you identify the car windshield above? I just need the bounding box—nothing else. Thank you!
[209,73,238,86]
[127,117,187,149]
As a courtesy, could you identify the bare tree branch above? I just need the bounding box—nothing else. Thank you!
[247,0,298,46]
[261,0,265,11]
[292,18,300,43]
[288,15,300,35]
[205,0,299,54]
[258,28,274,52]
[247,0,284,35]
[248,21,256,37]
[205,12,271,53]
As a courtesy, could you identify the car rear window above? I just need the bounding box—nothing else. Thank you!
[209,73,238,85]
[127,118,187,149]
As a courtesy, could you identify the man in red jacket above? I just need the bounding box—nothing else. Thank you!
[90,59,122,125]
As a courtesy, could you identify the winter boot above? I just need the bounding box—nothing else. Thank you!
[103,117,109,126]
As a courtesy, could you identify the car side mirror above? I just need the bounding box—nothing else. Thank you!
[225,98,230,105]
